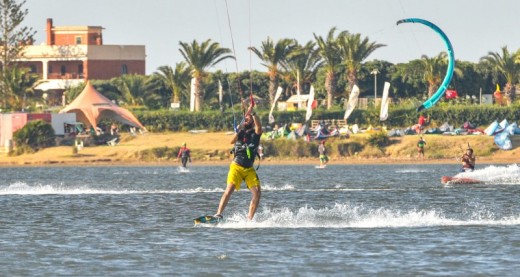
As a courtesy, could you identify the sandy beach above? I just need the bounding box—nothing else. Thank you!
[0,132,518,167]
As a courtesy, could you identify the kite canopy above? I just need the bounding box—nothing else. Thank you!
[397,18,455,112]
[60,81,145,130]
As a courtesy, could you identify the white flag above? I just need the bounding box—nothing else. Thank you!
[305,85,315,121]
[380,82,391,121]
[268,86,283,124]
[343,85,360,120]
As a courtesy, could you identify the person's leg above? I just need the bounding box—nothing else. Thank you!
[248,185,261,220]
[217,164,241,216]
[216,184,235,215]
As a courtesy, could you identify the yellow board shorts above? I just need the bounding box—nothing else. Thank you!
[227,162,260,191]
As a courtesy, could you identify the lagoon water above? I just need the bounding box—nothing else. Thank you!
[1,163,520,276]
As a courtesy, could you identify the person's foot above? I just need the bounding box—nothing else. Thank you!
[213,214,223,220]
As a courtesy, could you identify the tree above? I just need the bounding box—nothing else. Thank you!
[337,32,386,92]
[481,46,520,104]
[420,52,448,98]
[3,65,39,111]
[314,27,343,109]
[249,37,295,104]
[281,40,322,98]
[152,63,190,108]
[179,39,233,111]
[0,0,35,110]
[112,74,150,107]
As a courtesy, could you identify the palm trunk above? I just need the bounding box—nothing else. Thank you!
[268,74,277,106]
[504,83,514,106]
[325,70,336,109]
[172,88,180,104]
[194,76,203,111]
[428,84,435,98]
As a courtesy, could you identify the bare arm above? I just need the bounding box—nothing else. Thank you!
[230,132,239,144]
[252,114,262,135]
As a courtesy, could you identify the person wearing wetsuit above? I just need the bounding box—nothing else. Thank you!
[215,105,262,221]
[177,143,191,168]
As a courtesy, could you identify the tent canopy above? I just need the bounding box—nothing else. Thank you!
[59,81,145,130]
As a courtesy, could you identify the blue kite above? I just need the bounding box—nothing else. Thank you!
[397,18,455,112]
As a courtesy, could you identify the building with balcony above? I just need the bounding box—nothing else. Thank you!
[16,18,146,105]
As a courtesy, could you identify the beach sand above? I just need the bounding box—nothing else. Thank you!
[0,132,518,166]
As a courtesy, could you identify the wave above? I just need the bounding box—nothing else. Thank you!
[205,203,520,229]
[455,164,520,184]
[0,181,402,195]
[0,182,225,195]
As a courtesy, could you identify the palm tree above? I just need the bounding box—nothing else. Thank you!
[481,46,520,104]
[249,37,295,104]
[3,66,39,111]
[179,39,233,111]
[420,52,448,98]
[314,27,343,109]
[337,32,386,92]
[153,62,190,107]
[112,74,149,107]
[282,40,322,98]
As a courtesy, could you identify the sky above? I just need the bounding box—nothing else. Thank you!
[24,0,520,75]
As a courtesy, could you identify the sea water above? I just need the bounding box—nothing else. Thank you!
[1,164,520,276]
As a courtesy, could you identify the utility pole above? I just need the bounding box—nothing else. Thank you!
[371,69,380,102]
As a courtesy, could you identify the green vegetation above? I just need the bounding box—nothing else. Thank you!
[11,120,55,155]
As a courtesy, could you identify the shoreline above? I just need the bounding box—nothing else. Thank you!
[0,131,517,167]
[0,156,517,167]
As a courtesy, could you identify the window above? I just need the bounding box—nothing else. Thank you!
[75,36,82,44]
[78,64,83,76]
[121,64,128,75]
[48,65,53,74]
[60,65,66,76]
[30,65,37,73]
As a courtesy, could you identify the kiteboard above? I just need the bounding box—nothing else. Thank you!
[441,176,482,185]
[315,165,327,169]
[194,215,223,225]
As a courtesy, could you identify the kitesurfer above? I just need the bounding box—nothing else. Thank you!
[318,140,329,167]
[460,148,476,172]
[215,104,262,221]
[177,142,191,168]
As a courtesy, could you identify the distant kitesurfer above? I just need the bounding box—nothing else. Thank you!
[215,104,262,221]
[177,142,191,168]
[318,140,329,167]
[460,147,476,172]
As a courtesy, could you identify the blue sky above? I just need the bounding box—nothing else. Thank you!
[25,0,520,75]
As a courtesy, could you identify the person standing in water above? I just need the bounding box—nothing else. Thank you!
[177,142,191,168]
[318,140,329,167]
[215,104,262,221]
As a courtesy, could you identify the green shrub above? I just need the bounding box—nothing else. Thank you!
[367,132,390,149]
[12,120,55,154]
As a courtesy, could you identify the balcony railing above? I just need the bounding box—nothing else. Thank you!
[47,73,84,79]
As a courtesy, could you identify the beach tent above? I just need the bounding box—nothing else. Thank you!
[59,81,145,130]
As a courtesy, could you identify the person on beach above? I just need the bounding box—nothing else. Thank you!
[318,140,329,167]
[460,147,476,172]
[177,142,191,168]
[417,136,426,159]
[215,104,262,221]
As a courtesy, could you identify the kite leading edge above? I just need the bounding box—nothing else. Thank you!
[397,18,455,112]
